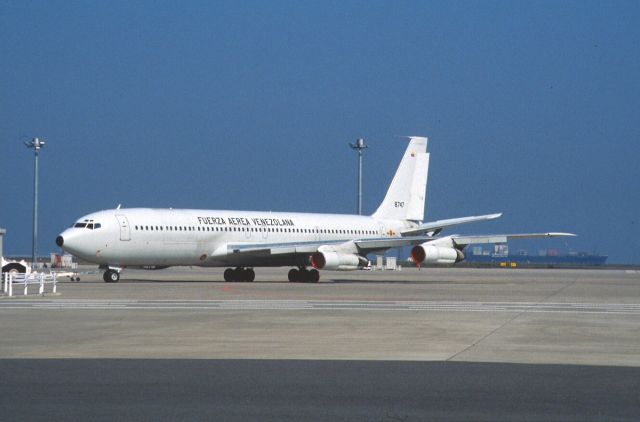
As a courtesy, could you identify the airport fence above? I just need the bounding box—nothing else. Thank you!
[2,272,58,297]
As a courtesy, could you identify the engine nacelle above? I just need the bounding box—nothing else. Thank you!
[310,252,368,271]
[410,244,464,266]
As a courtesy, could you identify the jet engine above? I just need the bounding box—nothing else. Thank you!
[410,244,464,266]
[310,252,368,271]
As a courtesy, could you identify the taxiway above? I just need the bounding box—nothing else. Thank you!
[1,267,638,420]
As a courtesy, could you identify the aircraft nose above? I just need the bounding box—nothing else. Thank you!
[56,236,64,247]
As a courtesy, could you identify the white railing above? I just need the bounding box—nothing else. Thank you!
[2,272,57,297]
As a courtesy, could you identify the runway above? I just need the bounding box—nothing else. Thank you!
[1,267,639,420]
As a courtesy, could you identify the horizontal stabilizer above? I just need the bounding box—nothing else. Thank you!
[401,213,502,236]
[449,232,576,247]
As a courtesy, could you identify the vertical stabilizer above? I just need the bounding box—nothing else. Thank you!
[372,136,429,222]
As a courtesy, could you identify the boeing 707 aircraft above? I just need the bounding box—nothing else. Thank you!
[55,137,573,282]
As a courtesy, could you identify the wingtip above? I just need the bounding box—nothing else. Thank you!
[547,232,577,237]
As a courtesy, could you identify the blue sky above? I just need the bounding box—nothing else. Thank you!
[1,1,638,263]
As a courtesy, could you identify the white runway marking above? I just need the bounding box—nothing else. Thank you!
[2,300,640,314]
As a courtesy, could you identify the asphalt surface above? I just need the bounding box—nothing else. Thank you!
[1,359,639,421]
[1,267,639,420]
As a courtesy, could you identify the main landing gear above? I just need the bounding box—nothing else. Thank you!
[103,269,120,283]
[224,267,255,282]
[288,267,320,283]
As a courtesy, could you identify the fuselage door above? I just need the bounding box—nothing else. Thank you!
[115,214,131,241]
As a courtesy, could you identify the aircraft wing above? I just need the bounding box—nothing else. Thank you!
[217,232,575,260]
[401,213,502,236]
[219,236,436,258]
[223,240,328,256]
[438,232,577,248]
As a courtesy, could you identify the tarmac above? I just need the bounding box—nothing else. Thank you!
[1,266,639,420]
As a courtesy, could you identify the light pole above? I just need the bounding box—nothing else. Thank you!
[349,138,368,215]
[24,137,45,267]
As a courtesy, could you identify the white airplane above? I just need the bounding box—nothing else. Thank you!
[55,137,573,283]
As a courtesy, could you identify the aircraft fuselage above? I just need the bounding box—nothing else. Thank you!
[57,208,413,268]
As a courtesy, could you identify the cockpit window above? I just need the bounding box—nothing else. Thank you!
[94,223,101,229]
[86,223,94,229]
[74,223,87,228]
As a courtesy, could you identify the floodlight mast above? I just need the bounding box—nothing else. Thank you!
[24,137,45,267]
[349,138,368,215]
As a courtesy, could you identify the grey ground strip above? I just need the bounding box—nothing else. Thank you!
[2,299,640,314]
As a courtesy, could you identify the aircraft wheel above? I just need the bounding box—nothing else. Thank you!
[309,269,320,283]
[246,269,255,282]
[288,269,298,282]
[224,268,233,282]
[103,270,120,283]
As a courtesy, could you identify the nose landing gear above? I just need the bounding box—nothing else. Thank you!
[103,269,120,283]
[223,267,255,282]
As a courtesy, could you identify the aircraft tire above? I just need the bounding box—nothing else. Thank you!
[309,269,320,283]
[246,269,255,282]
[224,268,233,282]
[288,269,298,282]
[103,270,120,283]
